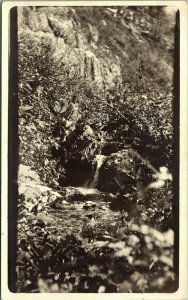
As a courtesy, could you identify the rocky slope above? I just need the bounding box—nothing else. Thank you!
[18,6,174,90]
[18,6,121,89]
[14,6,177,293]
[17,6,176,185]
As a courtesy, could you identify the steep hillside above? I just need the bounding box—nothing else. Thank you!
[14,6,177,293]
[18,6,175,185]
[18,6,174,89]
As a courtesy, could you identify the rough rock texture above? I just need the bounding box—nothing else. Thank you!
[97,149,151,194]
[28,11,52,32]
[47,16,74,38]
[18,7,121,88]
[17,6,175,189]
[84,50,102,82]
[18,6,175,90]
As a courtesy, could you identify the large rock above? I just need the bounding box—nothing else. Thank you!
[97,149,151,194]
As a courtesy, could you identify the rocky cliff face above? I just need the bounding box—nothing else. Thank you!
[18,6,122,89]
[18,6,175,90]
[17,6,176,187]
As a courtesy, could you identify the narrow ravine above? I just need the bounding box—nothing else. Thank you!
[15,5,177,293]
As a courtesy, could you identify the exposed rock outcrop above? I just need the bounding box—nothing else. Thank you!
[28,11,52,32]
[18,6,174,90]
[97,150,136,193]
[18,7,121,88]
[48,16,75,43]
[97,149,152,193]
[84,50,102,83]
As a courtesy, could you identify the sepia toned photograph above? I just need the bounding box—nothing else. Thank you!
[1,2,187,298]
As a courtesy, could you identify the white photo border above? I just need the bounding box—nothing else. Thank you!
[1,1,188,299]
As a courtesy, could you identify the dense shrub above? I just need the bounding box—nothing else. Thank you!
[16,6,176,293]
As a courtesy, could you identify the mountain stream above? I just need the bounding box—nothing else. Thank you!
[46,154,120,240]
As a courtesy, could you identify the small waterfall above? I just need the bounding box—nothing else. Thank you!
[88,155,106,188]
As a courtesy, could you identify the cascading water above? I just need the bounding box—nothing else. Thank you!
[88,155,106,188]
[62,155,106,202]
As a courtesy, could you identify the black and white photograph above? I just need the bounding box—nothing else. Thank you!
[1,1,188,298]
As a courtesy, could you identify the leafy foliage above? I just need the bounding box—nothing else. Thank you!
[16,167,176,293]
[16,6,176,293]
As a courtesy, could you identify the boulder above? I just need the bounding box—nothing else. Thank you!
[83,201,97,210]
[97,149,151,194]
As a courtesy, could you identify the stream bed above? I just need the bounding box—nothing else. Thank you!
[17,166,176,293]
[43,187,120,241]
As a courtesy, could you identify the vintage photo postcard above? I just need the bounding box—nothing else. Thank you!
[1,1,188,300]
